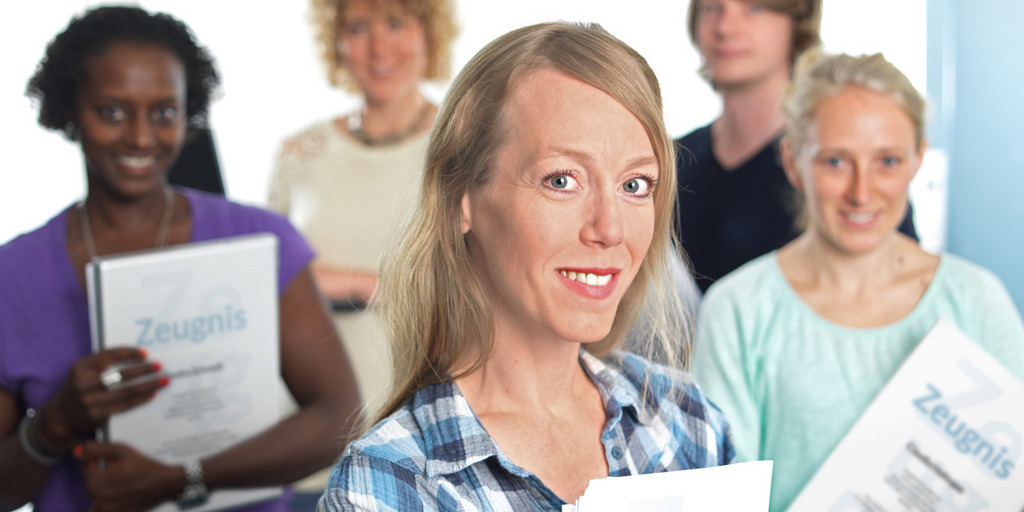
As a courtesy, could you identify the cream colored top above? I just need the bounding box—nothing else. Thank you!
[269,119,428,417]
[269,119,428,271]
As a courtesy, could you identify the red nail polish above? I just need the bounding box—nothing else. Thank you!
[158,376,170,387]
[152,362,163,372]
[73,444,84,458]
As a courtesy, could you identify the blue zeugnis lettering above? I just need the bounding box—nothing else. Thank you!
[913,383,1016,479]
[135,305,247,345]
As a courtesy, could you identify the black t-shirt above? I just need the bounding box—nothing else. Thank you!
[674,125,917,293]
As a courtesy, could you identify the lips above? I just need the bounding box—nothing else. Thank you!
[556,268,621,301]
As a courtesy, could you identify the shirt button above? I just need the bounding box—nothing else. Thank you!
[611,446,624,460]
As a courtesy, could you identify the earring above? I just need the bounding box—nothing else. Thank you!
[64,121,79,141]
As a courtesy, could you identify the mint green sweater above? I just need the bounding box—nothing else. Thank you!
[693,252,1024,511]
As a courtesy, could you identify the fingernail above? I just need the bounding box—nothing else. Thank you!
[158,376,170,388]
[139,348,149,359]
[152,362,163,372]
[73,444,84,458]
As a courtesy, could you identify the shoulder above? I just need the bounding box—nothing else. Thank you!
[702,253,780,307]
[343,406,429,476]
[934,253,1008,293]
[600,351,695,397]
[929,253,1023,326]
[675,124,712,168]
[322,422,429,511]
[184,188,297,238]
[0,208,68,273]
[322,387,464,510]
[275,119,342,169]
[600,351,719,416]
[599,351,735,462]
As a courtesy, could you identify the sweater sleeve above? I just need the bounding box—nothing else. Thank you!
[958,262,1024,382]
[692,284,764,463]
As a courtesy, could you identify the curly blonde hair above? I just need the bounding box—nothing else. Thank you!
[309,0,457,92]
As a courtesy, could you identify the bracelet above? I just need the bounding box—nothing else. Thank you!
[18,409,67,466]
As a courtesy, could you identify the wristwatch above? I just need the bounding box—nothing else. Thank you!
[177,460,209,510]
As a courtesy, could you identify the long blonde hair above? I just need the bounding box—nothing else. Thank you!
[374,21,687,425]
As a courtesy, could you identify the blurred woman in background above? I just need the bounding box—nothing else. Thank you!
[268,0,457,413]
[692,50,1024,511]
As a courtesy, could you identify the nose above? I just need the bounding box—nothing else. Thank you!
[846,168,872,205]
[126,114,155,149]
[715,3,741,36]
[581,189,625,248]
[369,24,390,58]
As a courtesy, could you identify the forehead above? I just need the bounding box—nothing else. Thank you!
[79,41,185,95]
[504,69,613,138]
[808,86,915,142]
[341,0,414,18]
[496,67,656,169]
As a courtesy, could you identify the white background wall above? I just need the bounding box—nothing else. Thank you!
[0,1,926,246]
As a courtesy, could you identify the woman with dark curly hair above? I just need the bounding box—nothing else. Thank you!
[0,6,360,511]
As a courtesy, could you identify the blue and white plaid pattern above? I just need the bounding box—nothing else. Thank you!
[319,350,735,511]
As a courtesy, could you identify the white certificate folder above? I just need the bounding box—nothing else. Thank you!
[86,233,282,512]
[790,319,1024,512]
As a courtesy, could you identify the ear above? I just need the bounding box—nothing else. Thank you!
[910,137,929,182]
[780,137,804,191]
[460,192,472,234]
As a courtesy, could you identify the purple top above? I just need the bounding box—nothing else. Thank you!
[0,187,313,512]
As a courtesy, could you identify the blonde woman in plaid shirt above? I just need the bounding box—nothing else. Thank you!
[319,21,735,511]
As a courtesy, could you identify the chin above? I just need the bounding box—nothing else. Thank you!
[555,317,617,345]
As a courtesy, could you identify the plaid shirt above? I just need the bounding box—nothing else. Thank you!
[319,350,735,511]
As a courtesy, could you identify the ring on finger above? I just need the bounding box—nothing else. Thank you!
[99,366,123,390]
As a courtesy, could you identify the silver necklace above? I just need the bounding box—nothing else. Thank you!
[78,186,175,261]
[347,101,431,147]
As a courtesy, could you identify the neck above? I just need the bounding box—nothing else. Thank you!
[785,230,908,293]
[81,183,173,232]
[455,328,592,416]
[712,73,789,168]
[358,89,433,139]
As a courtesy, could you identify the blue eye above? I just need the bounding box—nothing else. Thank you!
[826,157,843,168]
[545,172,580,192]
[623,178,649,195]
[881,156,901,167]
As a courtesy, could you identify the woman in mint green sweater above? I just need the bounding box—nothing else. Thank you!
[693,49,1024,511]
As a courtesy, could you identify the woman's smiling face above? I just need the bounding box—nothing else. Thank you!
[786,85,923,256]
[74,40,187,198]
[461,68,659,345]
